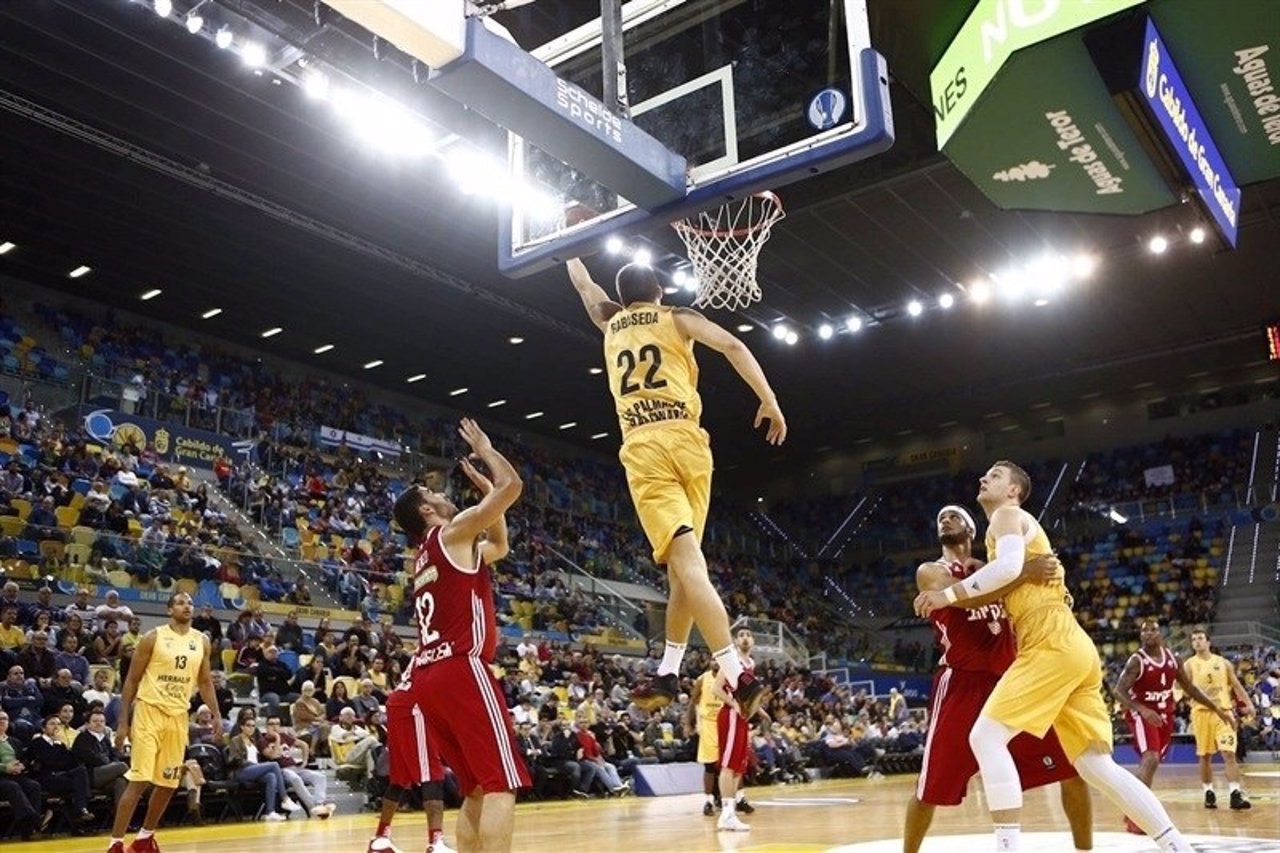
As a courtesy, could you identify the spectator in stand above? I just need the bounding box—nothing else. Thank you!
[56,613,93,657]
[188,705,219,745]
[63,588,97,630]
[25,611,55,646]
[259,715,334,818]
[275,612,306,653]
[349,679,380,720]
[25,587,60,627]
[289,576,313,607]
[19,631,58,686]
[0,710,47,841]
[234,634,265,674]
[226,712,302,822]
[329,635,366,679]
[573,708,629,795]
[192,605,224,650]
[82,669,116,721]
[72,707,128,807]
[255,645,296,718]
[326,680,353,720]
[0,607,24,652]
[92,619,123,668]
[41,669,86,724]
[544,720,589,798]
[329,706,380,778]
[55,630,91,687]
[290,681,330,755]
[247,608,271,641]
[292,656,330,702]
[227,611,254,648]
[2,665,42,737]
[24,715,96,831]
[93,590,134,634]
[24,497,61,543]
[118,615,144,680]
[188,671,235,732]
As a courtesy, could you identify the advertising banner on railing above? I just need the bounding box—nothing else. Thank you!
[318,425,403,457]
[76,407,254,469]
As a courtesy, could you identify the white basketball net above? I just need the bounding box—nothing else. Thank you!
[671,191,785,312]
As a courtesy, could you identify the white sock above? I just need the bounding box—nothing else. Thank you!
[138,829,154,840]
[994,823,1020,851]
[1228,781,1240,793]
[969,717,1022,811]
[721,801,734,816]
[712,645,744,688]
[1074,752,1181,843]
[657,641,687,677]
[705,793,715,804]
[1153,826,1192,852]
[1202,783,1214,792]
[735,790,745,802]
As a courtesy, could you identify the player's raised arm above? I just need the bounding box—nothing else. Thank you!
[915,506,1026,616]
[673,308,786,445]
[567,258,622,332]
[459,457,509,564]
[115,629,156,751]
[444,419,522,549]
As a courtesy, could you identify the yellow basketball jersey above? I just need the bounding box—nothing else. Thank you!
[137,625,202,715]
[696,670,725,722]
[603,304,702,440]
[984,508,1073,644]
[1185,653,1232,711]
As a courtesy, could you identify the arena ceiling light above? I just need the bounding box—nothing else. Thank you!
[508,336,524,345]
[449,387,468,396]
[588,367,602,375]
[1148,235,1169,254]
[937,293,955,310]
[969,279,991,305]
[487,399,506,408]
[241,42,268,69]
[559,422,577,430]
[846,316,863,333]
[1071,253,1097,279]
[201,307,222,319]
[154,0,173,17]
[605,236,623,255]
[524,411,543,420]
[784,331,799,346]
[260,327,283,338]
[1108,508,1128,524]
[0,241,14,254]
[140,289,162,301]
[1189,226,1206,244]
[185,12,204,34]
[303,71,330,101]
[68,265,91,278]
[591,432,608,440]
[906,299,923,317]
[313,344,334,354]
[405,373,426,383]
[672,269,687,287]
[771,324,789,341]
[362,359,383,369]
[736,324,753,333]
[632,247,652,267]
[662,286,678,295]
[215,27,233,49]
[818,323,834,340]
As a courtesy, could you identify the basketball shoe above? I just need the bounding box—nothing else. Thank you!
[1123,816,1144,835]
[1229,790,1251,809]
[127,836,162,853]
[732,672,768,719]
[1204,789,1217,809]
[717,810,750,832]
[630,673,679,711]
[367,836,403,853]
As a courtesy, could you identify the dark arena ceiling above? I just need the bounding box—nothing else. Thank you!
[1,0,1278,470]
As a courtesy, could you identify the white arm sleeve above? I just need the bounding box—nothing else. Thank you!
[957,534,1025,597]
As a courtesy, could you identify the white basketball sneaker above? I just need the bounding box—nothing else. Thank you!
[717,811,751,832]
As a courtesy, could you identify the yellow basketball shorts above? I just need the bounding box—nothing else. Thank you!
[125,702,191,788]
[1191,708,1236,756]
[982,619,1113,761]
[619,425,713,564]
[697,714,721,764]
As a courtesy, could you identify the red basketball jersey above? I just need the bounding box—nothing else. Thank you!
[406,525,497,670]
[929,560,1016,675]
[1127,646,1178,716]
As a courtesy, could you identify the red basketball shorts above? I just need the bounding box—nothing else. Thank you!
[410,656,530,795]
[717,704,750,775]
[916,667,1078,806]
[1125,710,1175,759]
[385,687,444,786]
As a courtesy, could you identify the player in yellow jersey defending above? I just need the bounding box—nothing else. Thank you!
[1184,626,1255,810]
[107,593,221,853]
[567,258,785,717]
[915,461,1190,853]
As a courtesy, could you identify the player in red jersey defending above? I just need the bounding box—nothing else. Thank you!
[1113,618,1232,834]
[904,506,1093,853]
[713,627,760,832]
[392,419,530,852]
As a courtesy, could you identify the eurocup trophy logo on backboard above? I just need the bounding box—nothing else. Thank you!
[1145,36,1160,99]
[807,88,848,131]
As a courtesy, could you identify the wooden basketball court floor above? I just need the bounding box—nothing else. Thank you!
[27,763,1279,852]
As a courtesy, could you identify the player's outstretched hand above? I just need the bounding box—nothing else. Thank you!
[913,589,950,618]
[458,418,494,455]
[211,723,225,745]
[754,400,787,445]
[1024,553,1062,584]
[459,457,494,495]
[114,724,129,753]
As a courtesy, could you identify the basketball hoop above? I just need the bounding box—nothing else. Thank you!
[671,192,784,312]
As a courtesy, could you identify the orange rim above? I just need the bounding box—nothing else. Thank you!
[671,191,784,239]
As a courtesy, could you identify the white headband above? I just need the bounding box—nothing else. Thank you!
[937,504,977,535]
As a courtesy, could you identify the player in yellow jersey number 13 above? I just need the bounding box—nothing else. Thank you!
[108,593,222,853]
[567,258,785,719]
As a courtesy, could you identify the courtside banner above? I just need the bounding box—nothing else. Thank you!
[1149,0,1280,186]
[77,407,252,469]
[932,0,1144,148]
[1139,17,1241,246]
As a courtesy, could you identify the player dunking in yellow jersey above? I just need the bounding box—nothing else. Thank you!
[568,258,784,716]
[915,461,1190,853]
[108,593,221,853]
[1184,626,1255,810]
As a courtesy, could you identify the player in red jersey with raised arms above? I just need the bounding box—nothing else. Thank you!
[392,419,530,853]
[904,506,1092,853]
[1113,618,1232,834]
